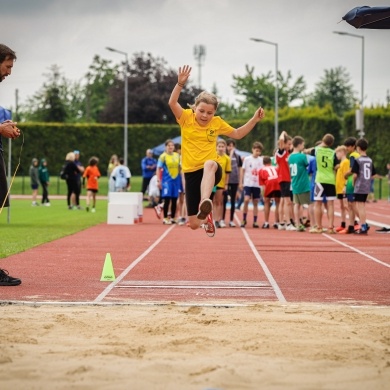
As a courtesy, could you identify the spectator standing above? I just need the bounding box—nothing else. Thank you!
[310,134,338,233]
[239,141,264,228]
[0,43,21,286]
[83,156,101,212]
[214,139,231,228]
[157,139,181,224]
[38,158,50,206]
[259,156,280,229]
[275,131,294,230]
[223,139,242,227]
[288,136,310,232]
[352,139,377,235]
[111,157,131,192]
[107,154,118,177]
[29,158,39,206]
[141,149,157,199]
[71,150,84,208]
[63,152,81,209]
[334,145,349,232]
[341,137,360,234]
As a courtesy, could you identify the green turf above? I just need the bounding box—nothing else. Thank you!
[8,176,143,195]
[0,199,108,258]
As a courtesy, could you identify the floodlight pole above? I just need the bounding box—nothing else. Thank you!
[106,46,129,166]
[333,31,365,137]
[250,38,279,149]
[193,45,206,89]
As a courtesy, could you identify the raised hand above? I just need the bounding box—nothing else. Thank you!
[178,65,192,85]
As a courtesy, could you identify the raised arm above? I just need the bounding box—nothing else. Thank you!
[227,107,265,140]
[168,65,192,120]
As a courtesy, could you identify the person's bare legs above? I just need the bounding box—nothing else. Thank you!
[327,200,334,228]
[188,160,217,230]
[263,197,271,224]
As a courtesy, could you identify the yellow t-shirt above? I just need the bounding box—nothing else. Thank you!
[216,154,232,188]
[335,158,349,195]
[178,109,234,173]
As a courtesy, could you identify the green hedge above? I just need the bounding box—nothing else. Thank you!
[3,106,389,176]
[344,107,390,174]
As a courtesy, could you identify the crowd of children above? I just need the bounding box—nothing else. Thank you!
[151,130,378,237]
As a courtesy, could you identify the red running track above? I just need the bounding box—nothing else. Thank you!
[0,201,389,305]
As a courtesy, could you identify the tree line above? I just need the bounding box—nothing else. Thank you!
[15,52,378,124]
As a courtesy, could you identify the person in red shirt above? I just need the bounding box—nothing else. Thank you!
[83,156,101,212]
[275,131,295,230]
[259,156,281,229]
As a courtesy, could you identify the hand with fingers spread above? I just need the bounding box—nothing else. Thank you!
[177,65,192,87]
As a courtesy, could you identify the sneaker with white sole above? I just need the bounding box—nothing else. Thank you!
[197,198,213,220]
[278,223,286,230]
[219,220,226,228]
[203,212,216,237]
[154,204,162,219]
[229,221,236,227]
[163,218,172,225]
[286,224,297,231]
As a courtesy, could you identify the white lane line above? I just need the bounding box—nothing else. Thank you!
[334,211,390,229]
[236,217,287,303]
[94,225,176,302]
[323,234,390,268]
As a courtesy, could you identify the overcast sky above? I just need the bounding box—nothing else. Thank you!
[1,0,390,113]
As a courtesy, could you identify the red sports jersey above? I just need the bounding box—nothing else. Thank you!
[259,166,280,197]
[275,149,291,182]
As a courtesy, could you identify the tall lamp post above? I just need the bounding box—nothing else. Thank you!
[106,46,129,165]
[193,45,206,89]
[250,38,279,149]
[333,31,365,138]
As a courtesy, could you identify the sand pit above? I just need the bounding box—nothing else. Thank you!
[1,302,389,389]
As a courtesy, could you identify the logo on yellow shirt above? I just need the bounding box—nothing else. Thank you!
[206,128,217,142]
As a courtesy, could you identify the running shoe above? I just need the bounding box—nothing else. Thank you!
[335,225,346,232]
[253,222,259,228]
[163,218,172,225]
[240,220,247,228]
[354,228,368,235]
[309,227,323,233]
[297,224,306,232]
[229,221,236,227]
[154,204,162,219]
[339,226,355,234]
[278,223,286,230]
[376,227,390,233]
[219,220,227,228]
[286,224,297,231]
[197,198,213,220]
[262,223,270,229]
[273,223,279,229]
[203,212,216,237]
[215,220,221,228]
[326,227,337,234]
[0,269,21,286]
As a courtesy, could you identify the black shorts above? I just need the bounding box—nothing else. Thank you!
[184,163,222,216]
[87,188,98,193]
[0,152,10,208]
[279,181,291,198]
[337,194,346,200]
[353,193,368,202]
[266,190,281,199]
[314,183,336,201]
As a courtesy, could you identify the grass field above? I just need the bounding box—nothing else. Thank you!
[0,199,108,258]
[1,176,144,258]
[8,176,143,196]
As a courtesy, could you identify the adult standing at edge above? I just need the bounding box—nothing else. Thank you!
[71,150,84,209]
[141,149,157,199]
[0,44,22,286]
[168,65,265,237]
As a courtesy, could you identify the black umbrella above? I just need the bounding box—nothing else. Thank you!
[342,6,390,29]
